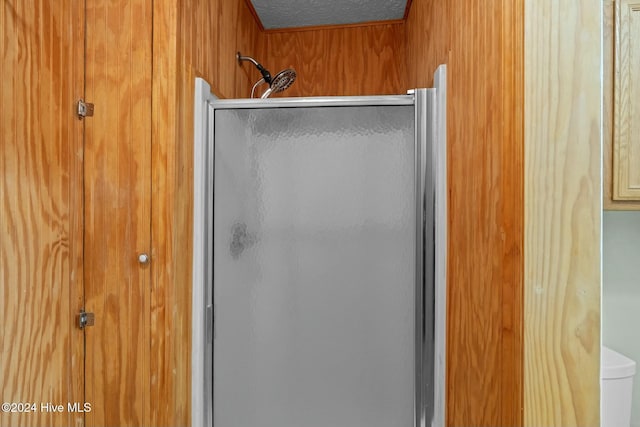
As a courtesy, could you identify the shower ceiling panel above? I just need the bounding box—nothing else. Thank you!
[248,0,409,30]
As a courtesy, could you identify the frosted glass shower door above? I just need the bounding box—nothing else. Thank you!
[212,102,423,427]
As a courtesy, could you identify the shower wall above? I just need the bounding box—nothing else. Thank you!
[259,24,407,97]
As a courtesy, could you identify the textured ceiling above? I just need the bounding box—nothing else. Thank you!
[249,0,408,30]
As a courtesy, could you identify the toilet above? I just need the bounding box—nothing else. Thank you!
[602,346,636,427]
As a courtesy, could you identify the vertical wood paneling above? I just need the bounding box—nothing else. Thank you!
[261,24,406,97]
[83,0,152,425]
[176,0,258,99]
[406,1,524,425]
[217,1,240,97]
[500,3,525,425]
[150,0,180,424]
[405,0,449,89]
[211,0,262,98]
[0,1,84,426]
[524,0,601,425]
[234,3,262,98]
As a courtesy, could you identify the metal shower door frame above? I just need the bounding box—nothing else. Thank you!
[192,79,444,427]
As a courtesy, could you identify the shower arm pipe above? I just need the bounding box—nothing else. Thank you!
[237,52,272,84]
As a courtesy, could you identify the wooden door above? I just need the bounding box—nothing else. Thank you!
[0,1,85,426]
[82,0,153,425]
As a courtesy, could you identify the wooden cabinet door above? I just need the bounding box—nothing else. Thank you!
[0,1,85,426]
[82,0,152,425]
[613,0,640,200]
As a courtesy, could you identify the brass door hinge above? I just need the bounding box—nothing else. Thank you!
[76,99,94,119]
[78,310,95,329]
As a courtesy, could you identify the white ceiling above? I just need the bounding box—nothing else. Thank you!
[249,0,409,30]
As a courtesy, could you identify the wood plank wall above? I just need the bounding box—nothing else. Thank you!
[150,0,180,424]
[0,2,84,426]
[524,0,601,425]
[406,1,525,425]
[150,0,261,425]
[260,24,406,97]
[175,0,262,100]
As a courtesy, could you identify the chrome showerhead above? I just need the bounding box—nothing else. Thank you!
[260,68,296,99]
[237,52,296,98]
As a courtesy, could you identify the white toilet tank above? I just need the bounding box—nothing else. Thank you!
[602,346,636,427]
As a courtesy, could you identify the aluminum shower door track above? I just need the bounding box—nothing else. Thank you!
[210,95,414,110]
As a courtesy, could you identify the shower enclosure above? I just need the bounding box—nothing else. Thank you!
[192,66,447,427]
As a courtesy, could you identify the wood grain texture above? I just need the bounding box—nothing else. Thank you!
[216,0,262,99]
[233,1,263,98]
[150,0,181,424]
[149,1,262,425]
[83,0,152,425]
[406,1,524,425]
[0,1,84,426]
[603,0,640,209]
[613,0,640,200]
[260,23,406,97]
[524,0,601,425]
